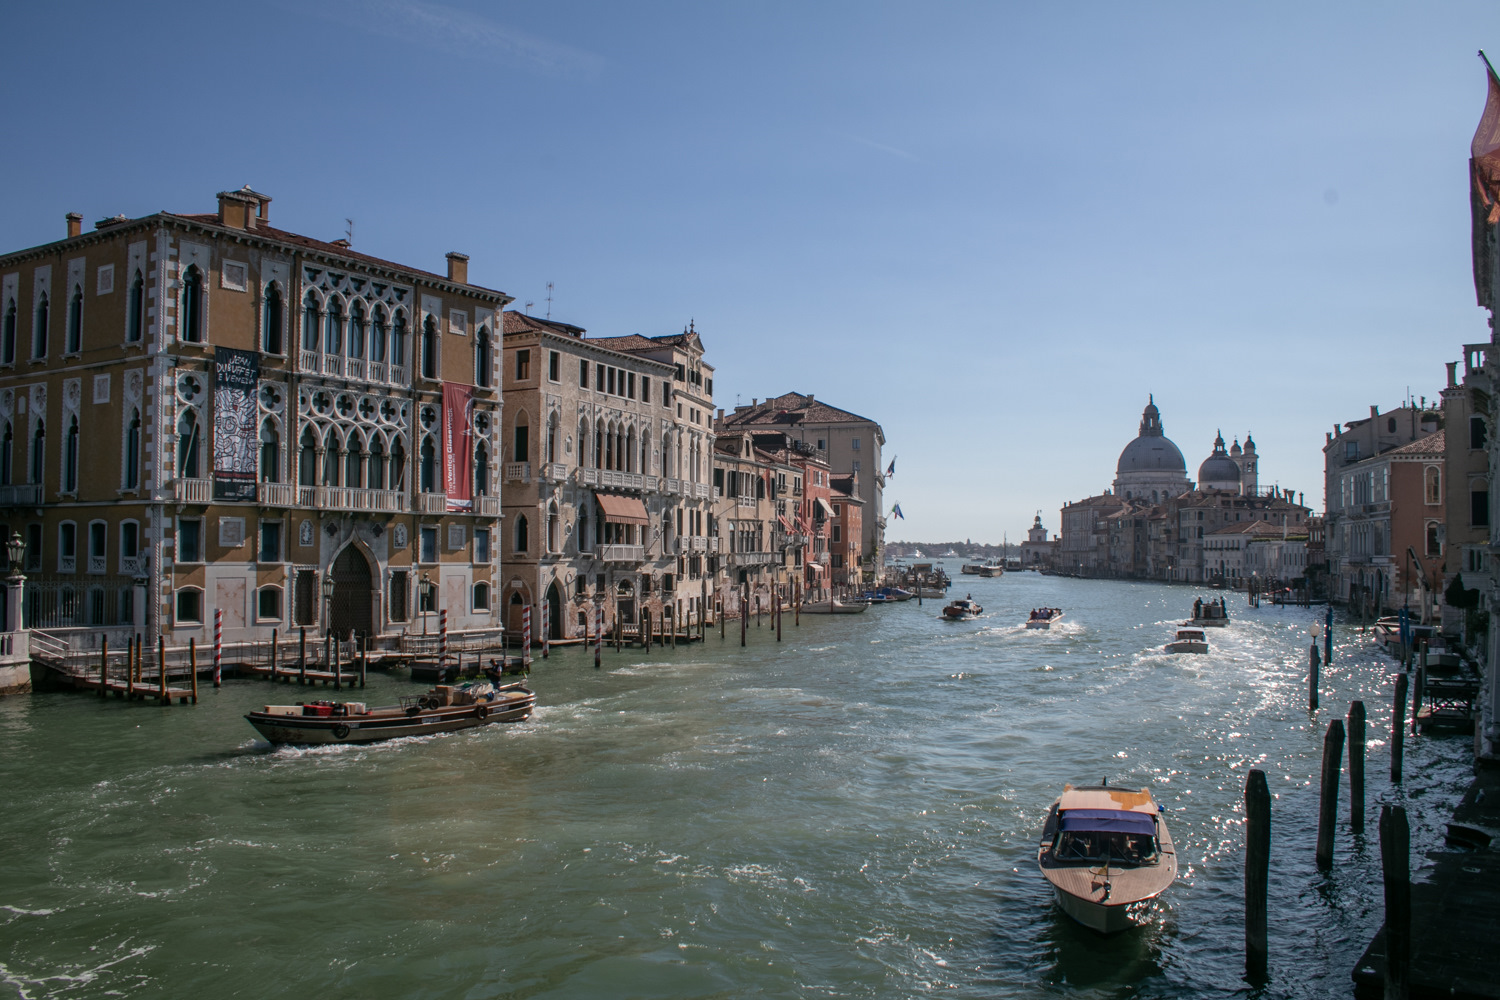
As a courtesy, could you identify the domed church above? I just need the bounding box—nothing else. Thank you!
[1113,396,1192,502]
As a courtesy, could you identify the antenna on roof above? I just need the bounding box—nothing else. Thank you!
[545,282,554,320]
[525,301,534,313]
[345,218,354,245]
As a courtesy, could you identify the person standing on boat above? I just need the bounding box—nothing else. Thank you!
[1193,598,1202,619]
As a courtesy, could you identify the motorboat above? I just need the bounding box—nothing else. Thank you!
[879,587,913,602]
[941,598,983,620]
[977,560,1004,578]
[245,680,535,745]
[1025,608,1064,629]
[800,599,867,615]
[1164,628,1208,654]
[1187,599,1230,627]
[960,563,983,575]
[1037,783,1177,934]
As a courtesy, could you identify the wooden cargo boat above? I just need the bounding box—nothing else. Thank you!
[941,598,983,620]
[245,681,534,745]
[1037,783,1176,933]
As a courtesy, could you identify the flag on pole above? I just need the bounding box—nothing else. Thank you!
[891,503,905,520]
[885,457,896,478]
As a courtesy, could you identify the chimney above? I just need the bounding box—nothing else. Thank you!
[446,252,469,284]
[1370,405,1379,418]
[216,190,254,229]
[1447,361,1458,388]
[65,213,81,238]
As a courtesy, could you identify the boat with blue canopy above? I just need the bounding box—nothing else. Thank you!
[1036,782,1177,933]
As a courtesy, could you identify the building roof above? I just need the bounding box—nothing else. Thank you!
[1207,520,1290,537]
[1387,429,1445,457]
[503,311,586,338]
[721,391,881,431]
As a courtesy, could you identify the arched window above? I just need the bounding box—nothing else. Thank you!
[475,326,492,387]
[29,420,44,484]
[302,293,319,351]
[625,427,636,473]
[66,285,83,353]
[1425,522,1440,557]
[420,315,437,378]
[324,298,343,355]
[1425,466,1442,505]
[369,437,387,490]
[263,283,283,354]
[1,297,14,362]
[348,300,366,359]
[640,430,650,475]
[259,420,280,483]
[577,419,589,469]
[180,265,203,342]
[390,438,407,490]
[0,421,11,486]
[604,423,614,471]
[63,416,79,492]
[515,514,528,553]
[345,433,364,487]
[512,414,528,464]
[419,437,436,492]
[371,306,387,364]
[547,504,559,552]
[126,271,144,344]
[124,409,140,489]
[473,582,490,612]
[546,414,558,464]
[475,443,489,496]
[177,410,200,478]
[299,427,317,485]
[322,428,341,486]
[33,292,48,358]
[392,310,407,367]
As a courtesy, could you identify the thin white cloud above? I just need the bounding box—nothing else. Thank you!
[333,0,604,78]
[840,132,922,163]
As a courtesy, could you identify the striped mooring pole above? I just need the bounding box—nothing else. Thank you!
[213,608,223,688]
[541,599,549,659]
[522,604,532,667]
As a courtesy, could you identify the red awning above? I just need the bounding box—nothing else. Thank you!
[806,563,826,575]
[596,493,649,526]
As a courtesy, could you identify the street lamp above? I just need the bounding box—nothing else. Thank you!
[420,571,434,636]
[5,531,25,633]
[322,573,336,639]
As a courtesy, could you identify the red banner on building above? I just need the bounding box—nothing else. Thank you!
[442,382,474,511]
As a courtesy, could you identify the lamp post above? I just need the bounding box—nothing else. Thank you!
[321,572,336,639]
[5,530,25,633]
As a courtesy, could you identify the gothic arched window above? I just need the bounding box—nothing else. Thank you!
[420,315,437,379]
[180,265,203,343]
[259,420,280,483]
[2,297,15,362]
[348,301,366,359]
[66,285,83,353]
[125,409,140,489]
[475,326,492,387]
[33,292,48,358]
[324,299,343,355]
[177,411,199,479]
[299,427,317,485]
[263,283,283,355]
[302,293,319,351]
[64,416,79,492]
[126,271,144,344]
[30,420,44,484]
[419,437,436,492]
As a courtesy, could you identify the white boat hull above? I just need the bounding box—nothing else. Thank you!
[1164,641,1208,654]
[1051,885,1162,934]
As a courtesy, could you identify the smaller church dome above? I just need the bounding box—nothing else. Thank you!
[1199,431,1241,488]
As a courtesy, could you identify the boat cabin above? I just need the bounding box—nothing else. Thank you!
[1049,786,1162,866]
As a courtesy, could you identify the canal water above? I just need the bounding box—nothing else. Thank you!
[0,574,1474,998]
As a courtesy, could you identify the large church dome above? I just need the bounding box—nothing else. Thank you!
[1198,431,1242,490]
[1116,398,1186,475]
[1112,397,1193,501]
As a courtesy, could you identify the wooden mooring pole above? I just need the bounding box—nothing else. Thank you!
[1380,803,1411,1000]
[1315,718,1346,868]
[719,599,725,641]
[740,584,747,647]
[1348,700,1366,834]
[98,638,107,698]
[127,636,136,700]
[333,632,342,692]
[158,635,167,704]
[776,592,782,642]
[298,627,307,686]
[270,628,279,680]
[1308,642,1321,712]
[795,580,801,626]
[359,633,367,689]
[1245,767,1270,983]
[189,638,198,704]
[1391,672,1408,784]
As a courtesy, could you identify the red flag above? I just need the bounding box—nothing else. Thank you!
[1474,53,1500,217]
[442,382,474,511]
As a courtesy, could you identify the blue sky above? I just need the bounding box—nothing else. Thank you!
[4,2,1498,542]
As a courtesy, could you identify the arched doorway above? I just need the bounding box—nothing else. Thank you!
[329,544,375,639]
[616,579,635,630]
[545,581,563,640]
[508,592,525,632]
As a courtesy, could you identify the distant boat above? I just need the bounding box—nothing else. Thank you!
[978,560,1004,578]
[878,587,913,602]
[941,597,983,620]
[943,548,959,557]
[1025,608,1064,629]
[912,549,924,558]
[245,681,535,745]
[1037,783,1178,934]
[960,562,983,575]
[801,598,867,615]
[1187,599,1230,627]
[1164,628,1208,654]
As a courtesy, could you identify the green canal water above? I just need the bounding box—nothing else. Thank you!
[0,574,1474,998]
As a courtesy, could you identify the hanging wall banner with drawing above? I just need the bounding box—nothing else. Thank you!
[213,347,260,501]
[442,381,474,511]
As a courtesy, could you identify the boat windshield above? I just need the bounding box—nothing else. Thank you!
[1053,830,1158,864]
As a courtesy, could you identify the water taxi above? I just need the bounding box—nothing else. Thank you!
[1037,783,1177,934]
[800,598,867,615]
[941,597,983,620]
[245,680,535,745]
[1164,628,1208,654]
[1025,608,1064,629]
[977,560,1004,578]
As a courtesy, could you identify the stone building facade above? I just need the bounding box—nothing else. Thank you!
[0,189,508,650]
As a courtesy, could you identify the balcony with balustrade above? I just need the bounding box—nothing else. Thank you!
[258,482,298,507]
[600,544,646,563]
[174,478,212,504]
[419,493,447,515]
[539,463,569,483]
[0,484,43,506]
[477,496,501,517]
[729,551,779,566]
[315,486,408,513]
[505,462,531,484]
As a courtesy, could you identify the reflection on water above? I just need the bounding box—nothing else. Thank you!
[0,574,1473,998]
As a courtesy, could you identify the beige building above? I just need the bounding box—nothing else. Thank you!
[500,314,718,638]
[0,188,509,650]
[719,393,885,579]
